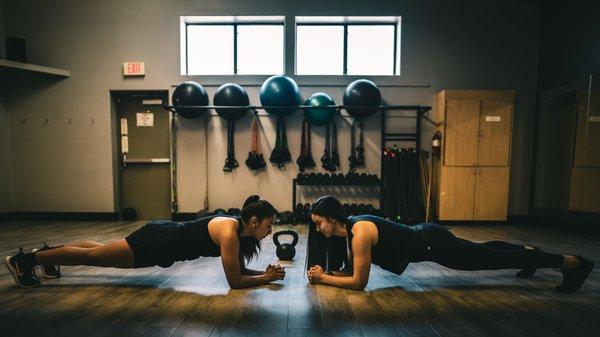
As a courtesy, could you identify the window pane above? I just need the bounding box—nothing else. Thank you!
[187,25,234,75]
[237,25,284,75]
[296,25,344,75]
[347,25,395,75]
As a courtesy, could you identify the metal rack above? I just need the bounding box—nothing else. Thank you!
[380,106,434,217]
[291,178,381,212]
[162,103,436,216]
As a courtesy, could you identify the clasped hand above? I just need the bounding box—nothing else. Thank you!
[265,264,286,281]
[307,265,325,283]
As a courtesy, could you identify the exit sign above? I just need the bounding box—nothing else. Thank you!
[123,62,145,76]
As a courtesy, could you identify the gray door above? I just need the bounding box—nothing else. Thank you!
[117,92,171,220]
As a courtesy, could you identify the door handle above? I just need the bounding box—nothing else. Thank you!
[123,158,170,164]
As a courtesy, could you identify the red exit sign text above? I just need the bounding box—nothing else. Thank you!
[123,62,145,76]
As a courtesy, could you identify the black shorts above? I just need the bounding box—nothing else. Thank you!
[125,220,183,268]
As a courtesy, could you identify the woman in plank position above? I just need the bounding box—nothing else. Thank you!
[306,196,593,293]
[6,195,285,289]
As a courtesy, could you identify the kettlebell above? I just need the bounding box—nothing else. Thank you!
[273,230,299,261]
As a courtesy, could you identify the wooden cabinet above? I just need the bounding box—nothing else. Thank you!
[478,101,513,166]
[444,100,480,166]
[474,167,510,220]
[434,90,514,221]
[438,166,510,221]
[439,167,476,220]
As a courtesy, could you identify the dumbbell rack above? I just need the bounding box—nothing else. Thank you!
[291,178,381,212]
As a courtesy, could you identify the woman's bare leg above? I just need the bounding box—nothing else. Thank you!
[35,239,134,268]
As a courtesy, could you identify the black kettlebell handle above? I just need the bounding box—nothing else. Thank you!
[273,230,299,247]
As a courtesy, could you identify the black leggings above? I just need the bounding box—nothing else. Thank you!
[409,223,564,271]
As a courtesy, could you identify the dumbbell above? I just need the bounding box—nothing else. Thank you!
[227,208,241,216]
[342,203,350,215]
[213,208,227,215]
[293,203,305,224]
[304,203,312,219]
[359,204,368,214]
[365,204,375,215]
[314,172,325,185]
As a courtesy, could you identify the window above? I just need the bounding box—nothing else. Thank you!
[295,16,401,75]
[181,16,284,75]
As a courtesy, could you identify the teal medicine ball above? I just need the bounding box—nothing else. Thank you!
[304,93,336,126]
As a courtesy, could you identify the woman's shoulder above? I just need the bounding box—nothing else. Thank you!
[208,216,240,230]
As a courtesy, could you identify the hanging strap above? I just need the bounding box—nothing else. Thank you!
[331,120,339,168]
[349,119,365,172]
[321,121,337,171]
[321,121,331,169]
[246,112,266,170]
[356,119,365,166]
[251,114,259,154]
[297,118,309,171]
[349,120,357,171]
[223,119,238,171]
[297,118,316,172]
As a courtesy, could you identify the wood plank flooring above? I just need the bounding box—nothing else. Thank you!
[0,221,598,337]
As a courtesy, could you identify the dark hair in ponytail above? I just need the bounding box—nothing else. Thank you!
[238,195,277,263]
[306,195,349,272]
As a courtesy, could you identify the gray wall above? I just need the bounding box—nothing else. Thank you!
[0,0,14,213]
[1,0,540,215]
[538,0,600,91]
[0,0,4,57]
[0,96,14,213]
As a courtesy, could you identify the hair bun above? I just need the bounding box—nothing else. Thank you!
[243,195,261,208]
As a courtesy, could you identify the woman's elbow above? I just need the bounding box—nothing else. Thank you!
[352,279,368,291]
[228,281,244,289]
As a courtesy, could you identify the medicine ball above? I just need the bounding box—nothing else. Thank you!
[343,79,381,119]
[214,83,249,121]
[304,92,336,126]
[260,75,302,117]
[172,81,209,119]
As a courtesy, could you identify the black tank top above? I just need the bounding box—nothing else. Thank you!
[177,215,243,260]
[347,215,416,275]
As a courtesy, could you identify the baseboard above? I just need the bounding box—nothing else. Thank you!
[0,212,16,222]
[0,212,119,222]
[438,220,509,226]
[509,213,600,235]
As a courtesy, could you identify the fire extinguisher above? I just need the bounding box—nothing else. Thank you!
[432,131,442,157]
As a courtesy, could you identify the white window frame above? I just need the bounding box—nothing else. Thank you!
[180,16,285,75]
[295,16,402,76]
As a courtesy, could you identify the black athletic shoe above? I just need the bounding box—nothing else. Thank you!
[32,243,61,279]
[515,246,543,279]
[555,256,594,293]
[4,248,41,288]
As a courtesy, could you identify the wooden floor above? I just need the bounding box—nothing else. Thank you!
[0,221,598,337]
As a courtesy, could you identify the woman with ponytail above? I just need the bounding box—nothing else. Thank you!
[306,196,593,293]
[6,195,285,289]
